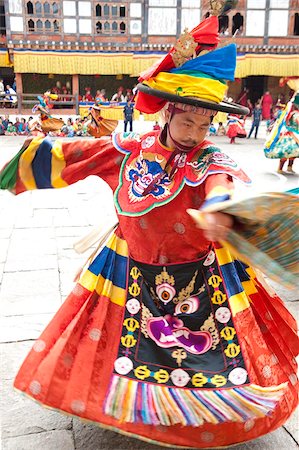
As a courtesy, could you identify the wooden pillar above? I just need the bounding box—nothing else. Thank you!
[72,74,79,114]
[15,72,23,114]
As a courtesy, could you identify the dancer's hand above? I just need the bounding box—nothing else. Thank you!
[201,212,233,241]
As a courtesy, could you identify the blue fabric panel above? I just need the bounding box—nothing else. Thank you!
[32,138,53,189]
[220,262,244,297]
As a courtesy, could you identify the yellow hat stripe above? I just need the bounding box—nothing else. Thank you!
[144,72,227,104]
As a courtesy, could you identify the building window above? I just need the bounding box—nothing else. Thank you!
[294,13,299,36]
[28,18,34,31]
[268,9,288,36]
[93,1,129,35]
[35,1,42,13]
[96,20,102,32]
[148,6,177,35]
[120,5,125,17]
[218,15,229,34]
[246,10,265,36]
[232,12,243,35]
[27,1,33,14]
[53,2,58,14]
[181,0,200,33]
[53,19,59,31]
[120,21,125,33]
[95,4,101,16]
[44,2,50,14]
[45,19,51,28]
[103,4,109,15]
[0,1,6,35]
[36,18,43,28]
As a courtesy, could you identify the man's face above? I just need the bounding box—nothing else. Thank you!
[166,110,210,149]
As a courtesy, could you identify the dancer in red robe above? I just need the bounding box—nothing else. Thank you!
[0,5,298,449]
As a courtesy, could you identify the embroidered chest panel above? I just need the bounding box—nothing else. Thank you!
[113,251,249,389]
[113,132,250,217]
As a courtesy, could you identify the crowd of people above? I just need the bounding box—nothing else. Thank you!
[0,114,93,137]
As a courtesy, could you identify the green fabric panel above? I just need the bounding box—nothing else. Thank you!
[0,147,26,190]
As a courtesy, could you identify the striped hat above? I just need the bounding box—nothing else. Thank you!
[135,15,249,116]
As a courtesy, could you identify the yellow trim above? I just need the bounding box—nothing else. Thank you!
[79,270,127,306]
[19,137,44,190]
[80,270,98,292]
[51,141,68,188]
[95,274,127,306]
[242,280,258,296]
[0,50,13,67]
[13,50,134,75]
[106,234,128,258]
[228,291,250,316]
[235,53,299,78]
[144,72,226,103]
[215,247,234,266]
[12,50,299,77]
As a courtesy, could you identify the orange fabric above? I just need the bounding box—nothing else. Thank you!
[14,279,298,448]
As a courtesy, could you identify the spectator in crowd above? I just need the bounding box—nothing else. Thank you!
[261,90,273,120]
[52,81,62,95]
[14,117,21,131]
[208,123,217,136]
[217,121,226,136]
[95,89,107,104]
[0,79,4,94]
[247,102,262,139]
[0,117,5,135]
[5,121,17,135]
[111,87,126,103]
[5,85,17,106]
[153,121,161,131]
[12,77,17,92]
[17,118,29,135]
[123,99,134,132]
[83,88,93,102]
[2,114,9,130]
[66,118,75,137]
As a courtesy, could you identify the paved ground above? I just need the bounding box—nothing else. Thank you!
[0,124,298,450]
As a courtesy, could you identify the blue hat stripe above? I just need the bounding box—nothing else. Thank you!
[170,44,237,81]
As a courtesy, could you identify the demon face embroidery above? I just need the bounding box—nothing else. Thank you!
[147,314,213,355]
[125,152,171,201]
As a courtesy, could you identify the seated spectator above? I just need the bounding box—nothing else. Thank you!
[2,114,9,130]
[14,117,21,131]
[111,87,126,103]
[0,78,4,94]
[153,121,161,131]
[217,122,226,136]
[66,118,75,137]
[5,85,17,106]
[95,89,107,104]
[17,118,29,135]
[5,121,17,135]
[83,88,93,102]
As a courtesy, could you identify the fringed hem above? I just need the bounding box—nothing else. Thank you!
[104,375,288,427]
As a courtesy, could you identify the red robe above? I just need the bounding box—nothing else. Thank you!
[1,131,298,448]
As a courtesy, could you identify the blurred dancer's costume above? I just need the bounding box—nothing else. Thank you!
[87,102,118,138]
[30,91,64,134]
[0,4,298,449]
